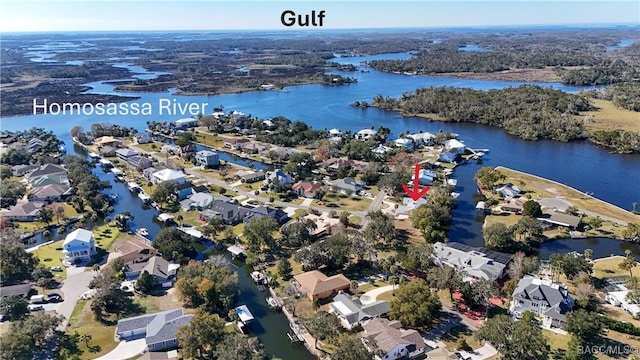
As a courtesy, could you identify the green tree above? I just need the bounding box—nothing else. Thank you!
[619,250,638,276]
[522,200,543,217]
[389,278,441,328]
[511,216,544,244]
[566,309,602,346]
[428,265,462,302]
[216,333,267,360]
[377,170,411,196]
[483,223,514,251]
[37,207,54,226]
[151,180,178,209]
[176,310,226,359]
[0,241,38,285]
[303,311,341,349]
[0,296,29,321]
[586,216,603,231]
[134,270,155,294]
[331,334,371,360]
[364,210,397,248]
[475,312,549,360]
[401,243,433,272]
[0,165,12,179]
[153,228,196,264]
[0,312,64,360]
[277,259,293,281]
[280,218,316,248]
[244,216,279,252]
[174,258,238,315]
[474,167,505,189]
[549,253,593,280]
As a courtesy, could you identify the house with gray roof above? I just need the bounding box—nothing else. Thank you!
[495,183,522,198]
[12,164,39,177]
[207,200,252,224]
[28,184,73,202]
[329,292,390,329]
[509,275,575,329]
[538,212,582,230]
[362,318,430,360]
[243,206,289,225]
[180,192,214,211]
[1,201,45,221]
[329,177,363,195]
[27,164,68,187]
[195,150,220,167]
[115,309,193,352]
[432,241,512,281]
[124,255,180,287]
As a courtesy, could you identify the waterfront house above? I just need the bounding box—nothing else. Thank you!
[362,318,429,360]
[180,192,214,211]
[224,138,250,150]
[206,200,252,225]
[143,167,163,181]
[240,142,270,154]
[537,212,582,230]
[160,144,180,154]
[28,138,45,152]
[355,128,377,141]
[63,228,96,264]
[293,270,351,301]
[372,144,393,155]
[243,206,289,225]
[1,201,45,221]
[124,255,180,287]
[292,181,323,198]
[509,275,575,329]
[439,139,466,163]
[95,136,121,148]
[417,169,437,185]
[329,177,363,195]
[99,145,117,157]
[495,183,522,198]
[127,155,153,170]
[432,241,512,281]
[116,148,139,160]
[407,132,435,146]
[11,164,39,177]
[28,164,68,187]
[395,197,428,215]
[114,238,157,264]
[500,199,524,214]
[174,118,199,130]
[134,133,152,144]
[329,292,390,329]
[394,137,414,149]
[115,309,193,352]
[28,184,73,202]
[195,150,220,167]
[236,170,266,183]
[151,169,187,185]
[604,276,640,317]
[173,182,194,200]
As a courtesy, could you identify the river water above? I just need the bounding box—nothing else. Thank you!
[3,36,640,359]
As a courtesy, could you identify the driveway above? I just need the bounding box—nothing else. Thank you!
[457,343,498,360]
[50,264,98,329]
[94,338,146,360]
[359,285,394,304]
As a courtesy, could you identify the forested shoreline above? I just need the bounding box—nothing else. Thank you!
[366,85,640,153]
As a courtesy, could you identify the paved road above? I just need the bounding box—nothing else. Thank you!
[40,264,97,330]
[361,190,387,228]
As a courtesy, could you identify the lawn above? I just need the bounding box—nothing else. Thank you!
[33,241,67,279]
[440,325,483,352]
[132,141,164,153]
[496,167,639,225]
[394,218,424,245]
[193,130,226,148]
[322,192,372,212]
[66,300,118,360]
[593,256,637,278]
[578,98,640,133]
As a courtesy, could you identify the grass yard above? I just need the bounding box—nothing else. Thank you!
[194,130,226,148]
[440,325,483,352]
[132,141,164,153]
[34,241,67,279]
[66,300,118,360]
[321,193,372,212]
[394,218,424,245]
[578,98,640,133]
[496,167,639,225]
[593,256,637,278]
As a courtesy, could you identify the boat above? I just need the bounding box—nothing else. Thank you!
[88,152,100,159]
[138,192,151,203]
[266,297,281,309]
[447,179,458,186]
[450,192,461,199]
[99,159,113,168]
[108,193,118,201]
[135,228,149,237]
[250,271,266,284]
[127,182,141,192]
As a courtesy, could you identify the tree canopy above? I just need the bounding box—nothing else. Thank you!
[153,228,197,264]
[475,312,549,360]
[388,278,441,329]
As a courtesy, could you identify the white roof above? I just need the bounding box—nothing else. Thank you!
[445,139,465,150]
[179,227,203,239]
[227,245,245,256]
[357,129,377,135]
[152,169,186,181]
[235,305,254,323]
[175,118,198,125]
[64,228,93,245]
[157,213,175,222]
[408,132,434,140]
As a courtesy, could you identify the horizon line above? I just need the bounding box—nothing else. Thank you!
[2,22,639,34]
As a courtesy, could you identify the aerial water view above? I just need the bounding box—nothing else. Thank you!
[1,0,639,359]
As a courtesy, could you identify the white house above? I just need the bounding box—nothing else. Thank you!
[63,228,96,264]
[394,137,414,148]
[151,169,187,184]
[355,129,377,141]
[510,275,575,329]
[266,169,292,186]
[439,139,466,163]
[174,118,199,129]
[407,132,435,146]
[604,277,640,317]
[328,128,342,137]
[134,133,152,144]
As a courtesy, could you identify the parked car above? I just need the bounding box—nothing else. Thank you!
[28,305,44,311]
[50,266,63,272]
[47,293,63,303]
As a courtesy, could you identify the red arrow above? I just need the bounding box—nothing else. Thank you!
[402,163,430,201]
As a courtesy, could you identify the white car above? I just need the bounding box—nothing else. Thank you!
[50,266,63,272]
[28,305,44,311]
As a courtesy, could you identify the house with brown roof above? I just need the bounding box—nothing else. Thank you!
[362,318,430,360]
[292,181,323,198]
[124,255,180,287]
[293,270,351,301]
[240,142,270,154]
[224,138,250,150]
[114,238,157,264]
[28,184,73,202]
